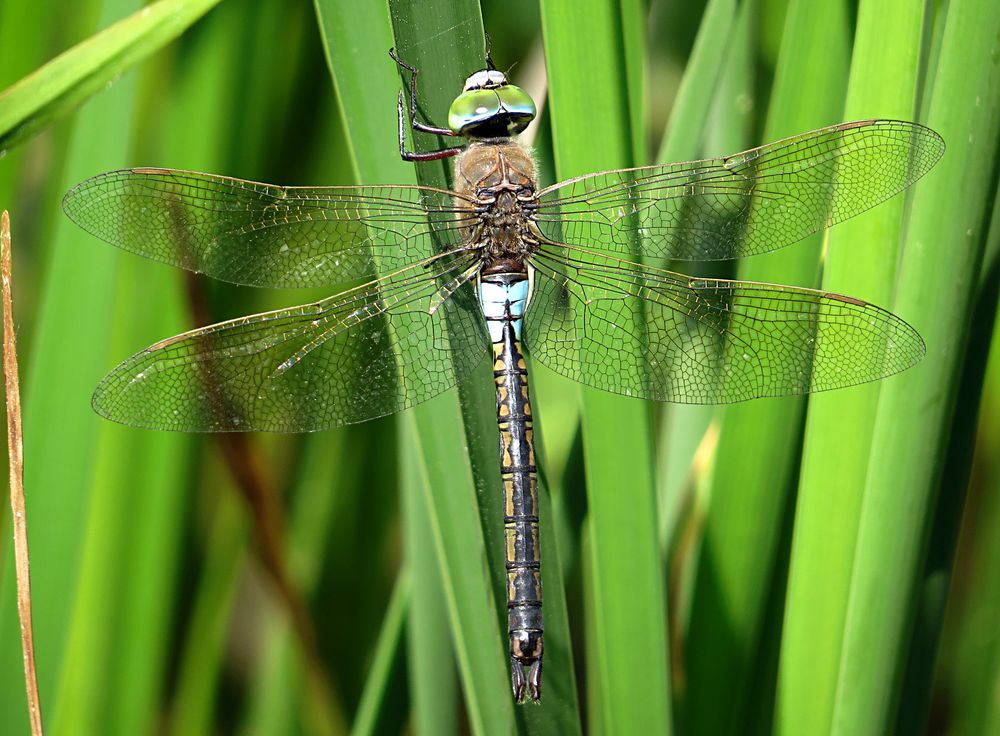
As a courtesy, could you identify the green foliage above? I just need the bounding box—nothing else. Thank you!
[0,0,997,734]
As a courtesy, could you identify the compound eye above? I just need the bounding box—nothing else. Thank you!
[496,85,537,133]
[448,89,501,134]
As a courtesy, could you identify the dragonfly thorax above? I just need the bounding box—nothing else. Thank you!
[455,140,540,261]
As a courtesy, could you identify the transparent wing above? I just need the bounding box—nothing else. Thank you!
[63,168,476,288]
[93,252,488,431]
[524,245,923,404]
[533,120,944,261]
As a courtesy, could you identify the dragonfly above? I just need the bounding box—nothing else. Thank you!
[63,44,944,703]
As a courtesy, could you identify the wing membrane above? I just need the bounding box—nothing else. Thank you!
[524,245,923,404]
[533,120,944,261]
[64,168,476,288]
[94,252,488,431]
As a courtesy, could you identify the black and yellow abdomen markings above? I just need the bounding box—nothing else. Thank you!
[481,268,543,702]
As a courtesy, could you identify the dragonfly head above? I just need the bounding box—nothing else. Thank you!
[448,69,536,139]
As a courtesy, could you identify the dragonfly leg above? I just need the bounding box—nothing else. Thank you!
[396,91,464,162]
[389,48,460,137]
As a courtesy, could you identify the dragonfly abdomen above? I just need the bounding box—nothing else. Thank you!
[478,266,543,702]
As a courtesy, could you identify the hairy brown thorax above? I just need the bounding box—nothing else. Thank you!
[453,140,540,263]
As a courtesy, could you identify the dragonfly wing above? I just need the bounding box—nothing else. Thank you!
[533,120,943,261]
[94,253,488,431]
[524,245,923,404]
[64,168,473,288]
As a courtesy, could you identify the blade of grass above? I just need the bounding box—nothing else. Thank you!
[912,270,1000,736]
[655,0,739,165]
[939,304,1000,736]
[349,569,410,736]
[654,0,743,552]
[400,429,457,736]
[673,2,763,731]
[165,4,351,733]
[316,1,516,731]
[540,1,670,733]
[75,35,215,736]
[392,8,584,733]
[236,3,373,720]
[233,56,366,728]
[241,428,358,736]
[167,470,250,736]
[912,180,1000,736]
[2,211,43,736]
[502,55,586,732]
[116,12,228,736]
[0,0,223,153]
[0,0,142,730]
[318,2,581,729]
[0,0,83,221]
[777,1,928,734]
[893,184,1000,735]
[697,2,850,734]
[834,1,1000,731]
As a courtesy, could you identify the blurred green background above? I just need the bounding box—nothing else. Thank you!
[0,0,998,734]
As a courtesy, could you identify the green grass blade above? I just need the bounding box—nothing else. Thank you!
[0,0,84,223]
[775,1,929,733]
[0,0,223,153]
[401,430,458,736]
[540,1,670,733]
[405,408,512,735]
[167,479,249,736]
[834,1,1000,731]
[0,1,141,730]
[655,0,738,165]
[938,288,1000,735]
[899,183,1000,735]
[52,254,190,736]
[315,1,517,731]
[695,2,849,734]
[241,430,359,736]
[949,495,1000,736]
[163,4,338,733]
[92,11,263,733]
[654,0,743,550]
[350,569,410,736]
[672,2,762,732]
[894,192,1000,734]
[390,6,581,732]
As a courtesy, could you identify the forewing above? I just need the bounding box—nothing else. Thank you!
[93,253,489,431]
[524,246,924,404]
[64,168,474,288]
[533,120,944,261]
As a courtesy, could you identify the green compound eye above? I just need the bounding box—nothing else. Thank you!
[448,89,502,134]
[448,85,537,137]
[496,85,536,132]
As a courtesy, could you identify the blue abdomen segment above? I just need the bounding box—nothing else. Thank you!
[479,275,529,342]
